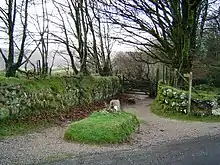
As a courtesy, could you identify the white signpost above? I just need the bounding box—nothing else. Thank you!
[184,72,193,113]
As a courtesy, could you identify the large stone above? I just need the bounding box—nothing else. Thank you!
[212,108,220,116]
[0,107,10,119]
[191,99,217,116]
[0,93,5,103]
[105,99,121,113]
[192,99,215,111]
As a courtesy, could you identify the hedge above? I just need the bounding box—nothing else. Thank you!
[0,75,121,120]
[155,81,219,116]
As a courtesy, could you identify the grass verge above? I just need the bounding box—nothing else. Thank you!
[44,153,74,163]
[0,120,55,139]
[151,100,220,123]
[64,111,140,144]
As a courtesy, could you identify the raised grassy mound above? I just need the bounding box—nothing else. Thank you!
[64,111,140,144]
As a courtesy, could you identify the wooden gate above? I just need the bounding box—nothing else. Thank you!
[122,76,157,97]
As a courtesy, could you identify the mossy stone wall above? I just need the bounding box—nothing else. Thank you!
[156,81,219,115]
[0,75,121,120]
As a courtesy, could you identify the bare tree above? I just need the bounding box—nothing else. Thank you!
[86,0,114,76]
[51,0,114,76]
[51,0,90,75]
[99,0,212,74]
[24,0,56,76]
[113,51,157,80]
[32,0,49,75]
[0,0,31,77]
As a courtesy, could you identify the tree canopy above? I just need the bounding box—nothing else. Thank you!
[99,0,214,73]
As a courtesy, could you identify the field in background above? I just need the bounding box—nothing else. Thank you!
[0,67,74,77]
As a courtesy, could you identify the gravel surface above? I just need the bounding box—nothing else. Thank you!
[1,95,220,165]
[41,134,220,165]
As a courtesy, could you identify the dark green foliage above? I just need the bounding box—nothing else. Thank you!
[64,111,140,144]
[192,78,209,86]
[0,75,121,120]
[198,8,220,88]
[194,84,214,92]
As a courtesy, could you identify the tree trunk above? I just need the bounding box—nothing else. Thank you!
[5,64,17,77]
[80,60,89,75]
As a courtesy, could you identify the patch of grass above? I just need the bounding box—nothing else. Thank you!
[0,120,54,139]
[0,75,66,93]
[194,84,220,94]
[151,100,220,123]
[64,111,140,144]
[192,92,217,100]
[0,70,5,77]
[159,82,218,101]
[45,153,74,163]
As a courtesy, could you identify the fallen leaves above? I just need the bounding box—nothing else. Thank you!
[15,94,132,125]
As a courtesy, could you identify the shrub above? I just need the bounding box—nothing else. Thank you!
[64,111,140,144]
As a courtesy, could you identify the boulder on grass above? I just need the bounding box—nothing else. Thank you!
[104,99,121,113]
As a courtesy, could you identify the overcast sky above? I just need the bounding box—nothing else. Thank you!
[0,0,134,51]
[0,0,135,70]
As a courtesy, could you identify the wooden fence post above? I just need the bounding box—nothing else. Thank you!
[162,64,165,83]
[188,72,193,114]
[169,67,172,86]
[184,72,193,113]
[174,69,177,88]
[155,67,160,97]
[165,67,168,84]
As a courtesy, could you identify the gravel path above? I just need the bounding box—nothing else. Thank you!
[1,95,220,165]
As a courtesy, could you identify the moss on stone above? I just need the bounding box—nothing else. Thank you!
[156,81,218,115]
[0,75,121,120]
